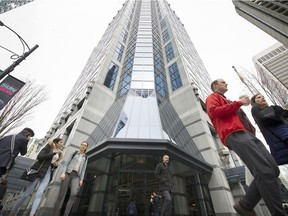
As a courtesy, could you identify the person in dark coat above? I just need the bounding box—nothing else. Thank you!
[154,155,173,216]
[126,198,137,216]
[9,138,63,216]
[251,94,288,165]
[0,128,35,178]
[150,191,160,216]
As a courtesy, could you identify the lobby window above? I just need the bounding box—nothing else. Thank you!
[162,29,170,43]
[104,63,119,90]
[114,42,125,62]
[168,63,182,91]
[165,42,175,62]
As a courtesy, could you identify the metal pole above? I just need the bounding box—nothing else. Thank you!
[0,44,39,80]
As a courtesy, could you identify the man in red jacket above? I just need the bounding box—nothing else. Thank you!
[206,79,287,216]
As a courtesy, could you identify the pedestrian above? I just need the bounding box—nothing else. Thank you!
[154,155,173,216]
[150,191,160,216]
[206,79,287,216]
[0,128,35,178]
[52,141,88,216]
[251,94,288,165]
[9,138,63,216]
[126,198,137,216]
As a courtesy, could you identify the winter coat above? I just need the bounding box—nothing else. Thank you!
[30,144,57,180]
[154,162,173,192]
[0,133,29,168]
[251,105,288,165]
[206,93,246,145]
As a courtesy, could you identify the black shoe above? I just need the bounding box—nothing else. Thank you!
[233,202,256,216]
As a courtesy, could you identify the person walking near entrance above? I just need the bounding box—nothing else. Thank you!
[150,190,160,216]
[126,198,137,216]
[52,141,88,216]
[154,155,173,216]
[206,79,287,216]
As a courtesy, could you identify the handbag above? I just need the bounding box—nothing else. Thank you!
[20,160,45,182]
[6,135,16,170]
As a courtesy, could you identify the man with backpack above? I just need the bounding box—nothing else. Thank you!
[53,141,88,216]
[0,128,34,177]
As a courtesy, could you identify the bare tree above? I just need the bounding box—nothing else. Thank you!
[232,66,288,106]
[0,79,47,137]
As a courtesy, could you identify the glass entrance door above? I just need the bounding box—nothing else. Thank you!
[114,171,158,216]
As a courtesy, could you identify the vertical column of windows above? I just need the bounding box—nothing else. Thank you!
[130,0,155,90]
[152,1,168,98]
[117,2,140,98]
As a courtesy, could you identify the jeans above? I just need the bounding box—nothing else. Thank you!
[227,131,287,216]
[11,166,51,215]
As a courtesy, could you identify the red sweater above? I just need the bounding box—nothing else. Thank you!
[206,93,245,146]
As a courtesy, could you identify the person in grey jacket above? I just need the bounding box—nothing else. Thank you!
[154,155,173,216]
[0,128,34,178]
[53,141,88,216]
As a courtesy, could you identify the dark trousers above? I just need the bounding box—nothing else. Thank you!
[227,131,287,216]
[160,190,171,216]
[0,167,6,178]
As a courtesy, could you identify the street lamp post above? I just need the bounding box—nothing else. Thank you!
[0,20,39,80]
[0,44,39,80]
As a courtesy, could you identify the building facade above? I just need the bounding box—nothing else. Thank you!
[12,0,256,215]
[0,0,34,14]
[232,0,288,47]
[252,42,288,106]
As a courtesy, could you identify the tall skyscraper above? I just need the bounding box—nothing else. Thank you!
[32,0,249,215]
[232,0,288,47]
[252,42,288,106]
[0,0,34,14]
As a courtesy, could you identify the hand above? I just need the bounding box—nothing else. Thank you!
[60,173,65,181]
[79,180,83,187]
[239,95,250,106]
[52,161,59,167]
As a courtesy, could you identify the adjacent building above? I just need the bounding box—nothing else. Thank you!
[252,42,288,106]
[232,0,288,47]
[0,0,34,14]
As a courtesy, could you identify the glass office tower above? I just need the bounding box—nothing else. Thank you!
[36,0,243,215]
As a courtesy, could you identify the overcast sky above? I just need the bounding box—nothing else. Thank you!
[0,0,277,138]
